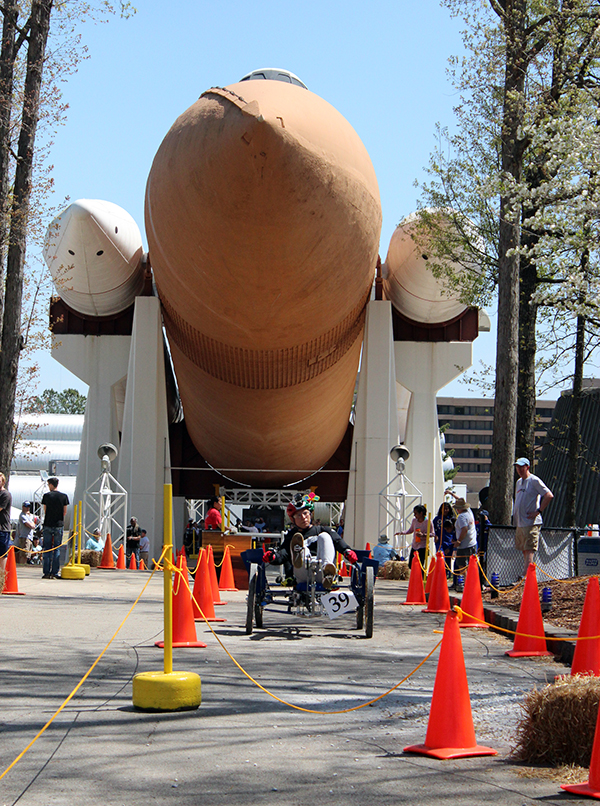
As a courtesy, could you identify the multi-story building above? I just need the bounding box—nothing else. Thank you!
[437,396,556,506]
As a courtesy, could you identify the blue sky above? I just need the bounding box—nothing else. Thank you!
[37,0,498,396]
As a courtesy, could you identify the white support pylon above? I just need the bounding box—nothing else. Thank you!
[395,341,473,514]
[117,296,172,559]
[51,332,131,512]
[345,299,399,549]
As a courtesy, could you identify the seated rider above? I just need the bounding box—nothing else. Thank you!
[262,492,358,591]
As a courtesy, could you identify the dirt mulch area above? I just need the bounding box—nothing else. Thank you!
[482,575,597,632]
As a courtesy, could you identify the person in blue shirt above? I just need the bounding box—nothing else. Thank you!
[372,534,400,567]
[436,519,456,578]
[86,529,104,552]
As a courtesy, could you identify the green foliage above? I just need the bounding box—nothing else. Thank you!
[27,387,86,414]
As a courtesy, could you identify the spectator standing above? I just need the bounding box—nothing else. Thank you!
[397,504,429,571]
[15,500,36,564]
[513,457,554,576]
[0,472,12,575]
[139,530,150,566]
[183,519,195,556]
[204,497,222,530]
[41,477,69,579]
[126,517,142,562]
[452,498,477,589]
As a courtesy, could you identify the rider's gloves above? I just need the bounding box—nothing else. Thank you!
[344,549,358,564]
[263,549,276,564]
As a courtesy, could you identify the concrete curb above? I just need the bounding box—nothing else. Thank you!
[449,593,577,667]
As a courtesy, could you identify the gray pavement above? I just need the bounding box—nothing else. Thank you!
[0,565,589,805]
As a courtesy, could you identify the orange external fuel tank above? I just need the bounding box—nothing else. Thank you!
[145,78,381,485]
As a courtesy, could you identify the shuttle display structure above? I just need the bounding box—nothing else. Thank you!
[44,78,486,552]
[145,79,382,486]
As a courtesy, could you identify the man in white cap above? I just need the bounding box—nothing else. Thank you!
[513,458,554,576]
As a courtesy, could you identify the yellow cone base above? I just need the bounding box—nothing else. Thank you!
[60,564,86,580]
[132,671,202,711]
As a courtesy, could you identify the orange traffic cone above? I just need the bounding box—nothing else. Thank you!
[208,545,227,605]
[116,545,126,570]
[128,552,137,570]
[458,555,488,629]
[139,558,146,571]
[365,542,372,558]
[218,545,238,591]
[571,577,600,676]
[423,552,450,614]
[179,552,190,582]
[98,534,116,569]
[505,563,553,657]
[402,555,426,605]
[404,609,498,759]
[561,694,600,796]
[155,556,207,648]
[192,550,226,622]
[2,547,25,595]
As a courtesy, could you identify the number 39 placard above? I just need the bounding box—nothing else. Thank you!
[321,590,358,619]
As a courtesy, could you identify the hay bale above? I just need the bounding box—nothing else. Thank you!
[513,676,600,767]
[80,549,102,567]
[379,560,409,580]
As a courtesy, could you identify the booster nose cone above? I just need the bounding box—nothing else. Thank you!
[382,211,475,325]
[43,199,144,317]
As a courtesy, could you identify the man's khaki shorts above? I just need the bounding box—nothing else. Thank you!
[515,525,540,552]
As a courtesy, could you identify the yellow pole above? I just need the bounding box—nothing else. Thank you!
[70,503,78,564]
[423,516,432,581]
[77,500,83,564]
[163,484,173,676]
[220,495,225,532]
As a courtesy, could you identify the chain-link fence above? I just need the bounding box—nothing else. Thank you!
[486,526,576,586]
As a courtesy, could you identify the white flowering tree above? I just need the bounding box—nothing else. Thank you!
[416,0,600,523]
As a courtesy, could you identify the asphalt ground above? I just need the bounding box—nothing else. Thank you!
[0,565,592,805]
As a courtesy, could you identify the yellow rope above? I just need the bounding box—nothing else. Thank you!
[0,545,170,782]
[9,532,75,557]
[454,604,600,641]
[167,564,443,714]
[535,565,586,584]
[476,559,523,593]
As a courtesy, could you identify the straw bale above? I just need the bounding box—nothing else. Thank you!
[513,676,600,766]
[379,560,409,580]
[79,549,102,567]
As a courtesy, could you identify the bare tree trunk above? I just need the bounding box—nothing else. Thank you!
[0,0,17,332]
[516,255,538,460]
[564,314,585,527]
[488,0,527,524]
[0,0,53,477]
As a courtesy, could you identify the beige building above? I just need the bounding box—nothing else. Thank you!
[437,396,556,506]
